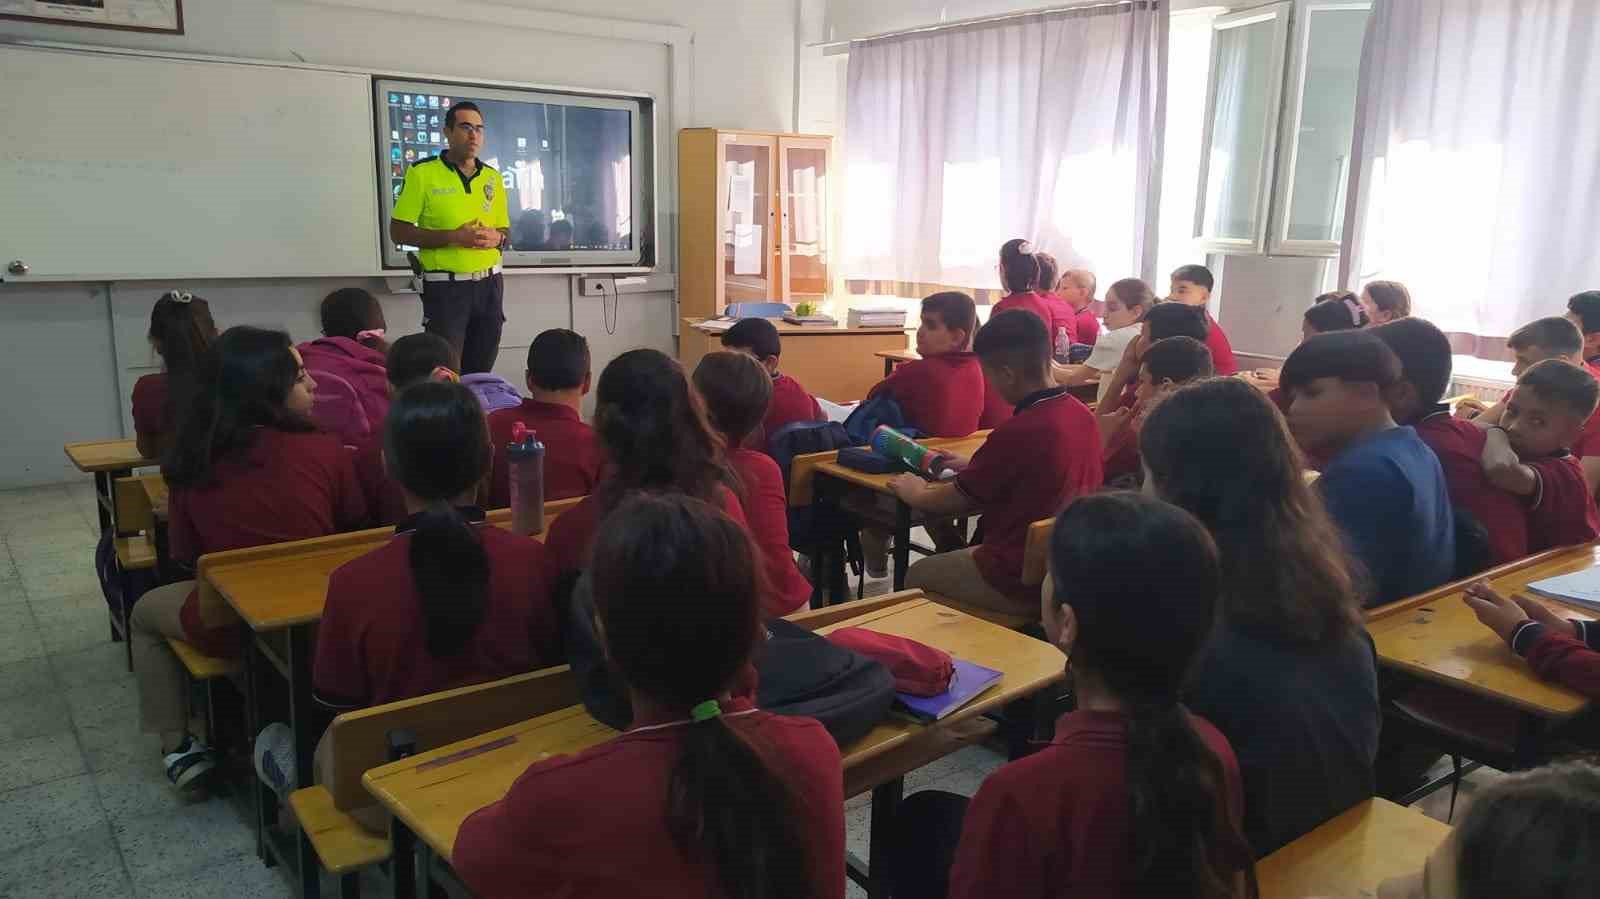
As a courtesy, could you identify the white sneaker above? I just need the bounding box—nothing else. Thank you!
[254,722,296,799]
[163,735,215,790]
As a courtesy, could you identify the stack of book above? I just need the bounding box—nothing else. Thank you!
[781,311,839,327]
[848,305,908,328]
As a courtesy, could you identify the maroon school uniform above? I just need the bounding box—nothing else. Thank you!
[758,372,824,446]
[131,373,172,448]
[452,697,846,899]
[1101,418,1141,484]
[1414,408,1529,563]
[866,353,986,437]
[1204,312,1238,375]
[168,428,368,656]
[1572,405,1600,459]
[350,436,408,527]
[948,710,1243,899]
[978,378,1014,429]
[1525,453,1600,552]
[1074,307,1100,346]
[955,388,1102,600]
[485,399,603,508]
[1040,292,1080,348]
[312,513,559,708]
[545,485,749,575]
[993,291,1075,350]
[727,449,811,617]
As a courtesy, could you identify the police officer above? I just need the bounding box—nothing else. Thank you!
[389,101,510,374]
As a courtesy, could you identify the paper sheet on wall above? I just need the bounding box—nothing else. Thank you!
[733,223,763,275]
[727,162,755,221]
[790,166,819,247]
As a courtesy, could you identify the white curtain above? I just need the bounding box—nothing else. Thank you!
[1342,0,1600,351]
[842,2,1165,292]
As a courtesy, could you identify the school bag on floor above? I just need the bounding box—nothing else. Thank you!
[563,574,896,747]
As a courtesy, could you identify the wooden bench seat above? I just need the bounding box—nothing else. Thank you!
[166,637,241,680]
[114,535,157,570]
[288,786,390,874]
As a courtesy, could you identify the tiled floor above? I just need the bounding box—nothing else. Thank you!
[0,481,1485,899]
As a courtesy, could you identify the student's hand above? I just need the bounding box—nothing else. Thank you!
[889,474,925,504]
[1479,426,1520,476]
[1463,580,1530,644]
[1098,406,1135,449]
[1453,396,1490,420]
[1510,593,1581,639]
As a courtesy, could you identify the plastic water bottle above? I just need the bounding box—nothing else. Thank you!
[1055,326,1072,362]
[870,426,957,480]
[507,422,546,536]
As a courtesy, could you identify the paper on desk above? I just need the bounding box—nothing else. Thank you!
[817,398,857,424]
[1525,567,1600,612]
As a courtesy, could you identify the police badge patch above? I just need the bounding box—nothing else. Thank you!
[483,180,495,214]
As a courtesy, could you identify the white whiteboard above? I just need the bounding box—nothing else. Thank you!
[0,45,379,280]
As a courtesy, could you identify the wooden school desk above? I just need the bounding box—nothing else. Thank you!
[64,438,154,531]
[363,593,1067,899]
[809,433,990,592]
[200,502,575,879]
[1257,799,1450,899]
[1366,543,1600,762]
[680,317,911,402]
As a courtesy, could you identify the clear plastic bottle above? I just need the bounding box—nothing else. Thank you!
[507,422,546,536]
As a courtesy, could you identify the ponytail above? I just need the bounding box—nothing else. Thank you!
[148,292,216,437]
[1125,700,1258,899]
[407,504,490,658]
[999,238,1041,294]
[668,715,809,899]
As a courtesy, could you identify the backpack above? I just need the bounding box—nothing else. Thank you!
[305,369,373,446]
[563,573,896,747]
[461,372,524,414]
[842,395,924,446]
[95,529,165,621]
[766,421,864,601]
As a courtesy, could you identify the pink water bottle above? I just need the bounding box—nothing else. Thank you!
[507,422,546,536]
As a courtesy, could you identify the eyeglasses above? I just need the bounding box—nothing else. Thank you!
[453,122,485,135]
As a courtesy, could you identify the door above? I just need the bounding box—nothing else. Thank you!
[778,136,831,306]
[716,133,779,309]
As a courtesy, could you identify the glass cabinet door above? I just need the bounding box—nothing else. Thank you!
[718,134,778,307]
[1196,2,1291,252]
[779,137,831,305]
[1271,1,1371,254]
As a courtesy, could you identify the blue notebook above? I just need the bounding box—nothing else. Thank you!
[896,659,1004,723]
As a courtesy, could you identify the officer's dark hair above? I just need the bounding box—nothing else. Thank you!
[445,101,482,129]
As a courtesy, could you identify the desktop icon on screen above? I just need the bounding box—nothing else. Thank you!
[391,130,400,141]
[429,96,440,108]
[517,137,527,149]
[391,146,402,160]
[404,149,416,161]
[430,114,441,126]
[431,132,441,143]
[402,94,412,105]
[417,95,429,107]
[389,93,400,105]
[441,97,452,108]
[403,113,413,127]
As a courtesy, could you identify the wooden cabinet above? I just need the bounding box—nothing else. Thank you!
[679,129,833,318]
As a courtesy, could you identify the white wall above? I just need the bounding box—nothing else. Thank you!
[0,0,798,487]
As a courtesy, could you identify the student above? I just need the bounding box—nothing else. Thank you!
[1169,264,1239,375]
[1359,279,1412,325]
[485,329,603,508]
[693,351,812,617]
[315,381,559,711]
[453,494,845,899]
[297,287,393,443]
[1475,316,1600,489]
[350,333,459,527]
[1304,290,1368,338]
[1054,277,1155,404]
[1033,251,1079,359]
[1564,289,1600,369]
[1141,377,1379,855]
[1371,318,1530,564]
[992,238,1076,354]
[544,349,746,575]
[1377,760,1600,899]
[1100,301,1211,413]
[893,310,1102,615]
[1279,330,1456,607]
[1464,581,1600,698]
[865,291,986,437]
[1481,360,1600,551]
[1060,268,1100,346]
[720,317,824,446]
[1100,335,1213,484]
[132,290,217,460]
[132,327,367,789]
[891,492,1254,899]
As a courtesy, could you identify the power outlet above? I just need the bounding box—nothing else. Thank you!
[578,276,608,297]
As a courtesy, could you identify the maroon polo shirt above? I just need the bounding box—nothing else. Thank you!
[350,436,409,527]
[1526,453,1600,552]
[545,484,749,575]
[757,372,825,447]
[1101,416,1141,484]
[1039,292,1080,347]
[312,513,559,708]
[486,399,603,509]
[1414,408,1529,563]
[993,291,1075,349]
[452,698,846,899]
[978,377,1015,429]
[866,352,986,437]
[169,428,368,656]
[1204,312,1239,375]
[131,373,172,449]
[1074,307,1101,346]
[956,388,1102,600]
[728,448,811,617]
[949,709,1242,899]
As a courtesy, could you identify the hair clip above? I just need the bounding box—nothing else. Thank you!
[1018,241,1035,255]
[429,366,460,384]
[166,290,193,304]
[1343,297,1365,326]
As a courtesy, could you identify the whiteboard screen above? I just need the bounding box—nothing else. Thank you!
[0,45,379,280]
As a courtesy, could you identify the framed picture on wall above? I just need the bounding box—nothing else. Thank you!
[0,0,183,34]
